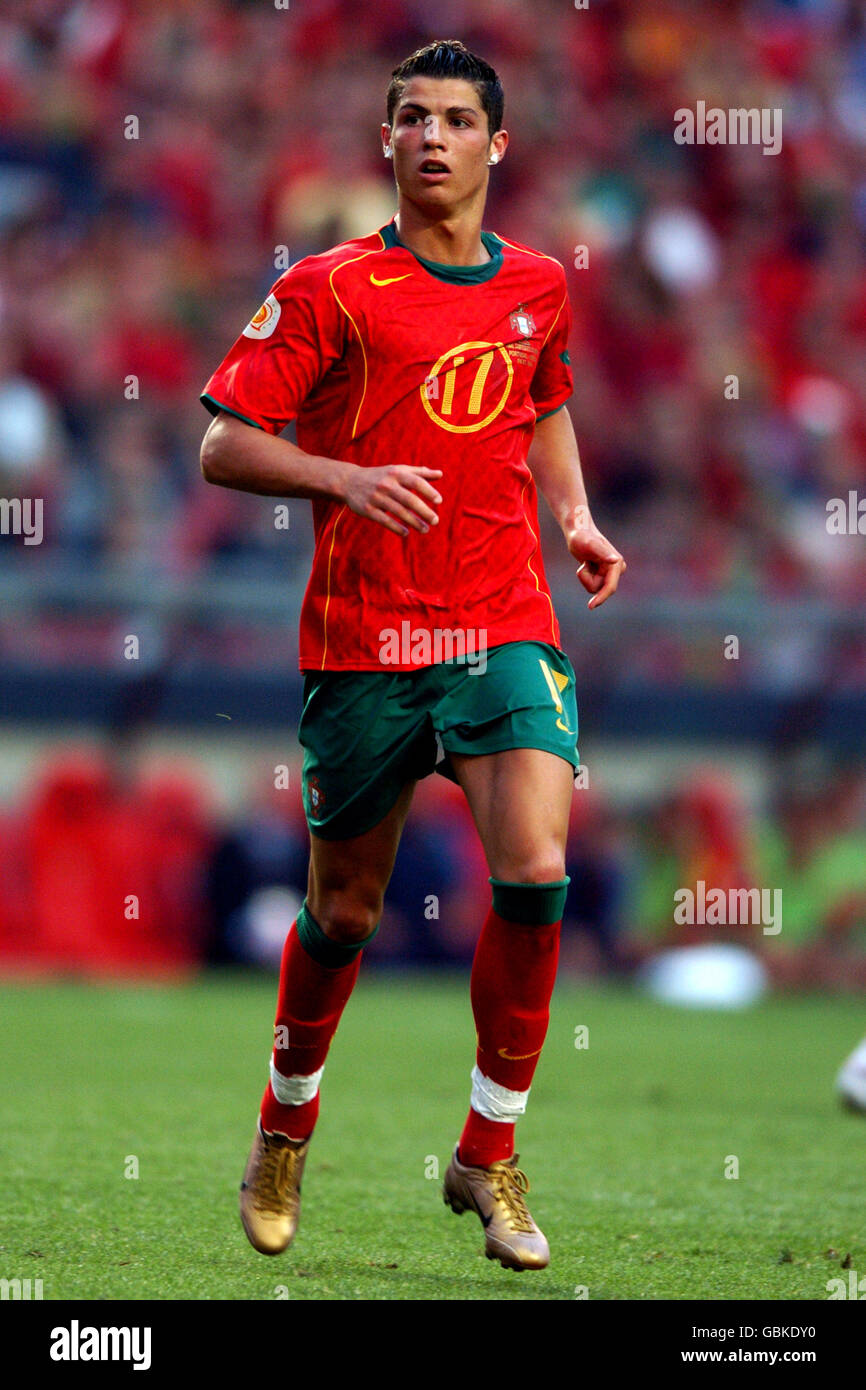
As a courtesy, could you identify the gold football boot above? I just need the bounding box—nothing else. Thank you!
[239,1120,310,1255]
[442,1145,550,1270]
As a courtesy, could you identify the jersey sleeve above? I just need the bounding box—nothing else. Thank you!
[530,269,573,421]
[200,257,345,434]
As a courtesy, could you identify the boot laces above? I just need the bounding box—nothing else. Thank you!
[255,1140,300,1215]
[491,1164,534,1233]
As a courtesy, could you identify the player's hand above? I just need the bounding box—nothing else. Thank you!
[342,463,443,537]
[564,505,626,609]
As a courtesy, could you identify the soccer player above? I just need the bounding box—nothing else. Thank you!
[199,40,626,1271]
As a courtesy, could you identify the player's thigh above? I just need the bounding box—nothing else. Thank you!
[448,746,572,882]
[306,778,416,934]
[299,668,436,839]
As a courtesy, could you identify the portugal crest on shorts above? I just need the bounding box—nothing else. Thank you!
[509,304,536,338]
[307,775,325,813]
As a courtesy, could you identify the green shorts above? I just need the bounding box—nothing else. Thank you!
[299,640,579,840]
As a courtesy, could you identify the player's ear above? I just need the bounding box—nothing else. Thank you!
[487,129,508,166]
[381,123,393,158]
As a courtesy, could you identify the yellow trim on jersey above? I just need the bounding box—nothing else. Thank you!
[320,235,390,663]
[492,233,562,265]
[320,234,390,665]
[320,504,347,670]
[328,233,387,440]
[519,475,557,644]
[539,290,568,350]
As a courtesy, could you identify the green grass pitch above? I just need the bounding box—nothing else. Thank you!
[1,974,864,1301]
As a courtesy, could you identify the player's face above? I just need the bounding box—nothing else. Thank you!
[383,77,506,211]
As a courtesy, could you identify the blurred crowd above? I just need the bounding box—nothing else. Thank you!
[1,0,866,679]
[1,743,864,989]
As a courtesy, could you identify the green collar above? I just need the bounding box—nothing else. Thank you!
[380,220,503,285]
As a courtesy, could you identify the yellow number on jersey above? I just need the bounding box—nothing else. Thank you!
[420,340,513,433]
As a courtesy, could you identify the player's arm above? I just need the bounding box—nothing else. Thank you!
[200,413,441,538]
[526,404,626,609]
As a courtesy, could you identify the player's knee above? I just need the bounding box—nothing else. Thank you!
[498,855,566,886]
[317,892,382,944]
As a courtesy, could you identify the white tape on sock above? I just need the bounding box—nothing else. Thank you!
[469,1064,530,1121]
[270,1058,324,1105]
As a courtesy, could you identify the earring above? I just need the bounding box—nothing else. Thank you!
[384,146,393,158]
[488,154,498,165]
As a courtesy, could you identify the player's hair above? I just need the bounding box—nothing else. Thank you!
[386,40,504,139]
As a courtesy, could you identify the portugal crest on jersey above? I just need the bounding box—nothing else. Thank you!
[509,305,536,338]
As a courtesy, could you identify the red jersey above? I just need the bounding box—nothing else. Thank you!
[201,219,573,671]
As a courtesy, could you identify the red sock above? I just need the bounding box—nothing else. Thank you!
[459,907,561,1167]
[260,919,361,1140]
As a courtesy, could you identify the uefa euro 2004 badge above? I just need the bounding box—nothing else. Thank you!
[509,304,536,338]
[243,293,281,340]
[307,775,325,813]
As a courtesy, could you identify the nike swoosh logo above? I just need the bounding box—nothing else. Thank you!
[370,273,413,286]
[497,1046,543,1061]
